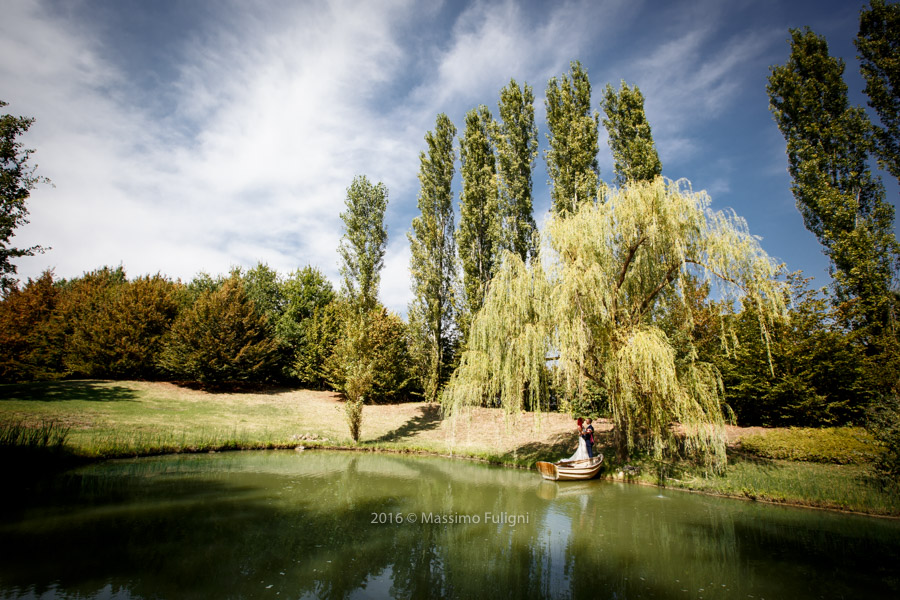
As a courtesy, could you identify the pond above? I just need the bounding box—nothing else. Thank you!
[1,450,898,599]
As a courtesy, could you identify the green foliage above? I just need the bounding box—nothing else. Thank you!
[457,105,501,337]
[0,271,63,382]
[324,304,414,405]
[495,79,539,263]
[768,28,900,337]
[291,300,342,388]
[868,393,900,479]
[323,305,415,440]
[408,113,459,402]
[0,419,69,448]
[446,178,787,470]
[158,276,279,383]
[719,274,870,426]
[339,175,388,312]
[856,0,900,182]
[0,100,48,292]
[277,266,336,384]
[740,427,882,464]
[239,262,285,319]
[344,397,364,443]
[57,267,181,380]
[601,81,662,185]
[544,61,600,216]
[186,271,224,301]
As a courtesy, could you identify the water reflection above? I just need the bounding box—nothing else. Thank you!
[1,450,898,599]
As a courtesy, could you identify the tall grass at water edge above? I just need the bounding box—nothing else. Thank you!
[0,420,70,452]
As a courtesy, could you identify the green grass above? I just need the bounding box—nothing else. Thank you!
[2,379,898,516]
[675,455,899,515]
[740,427,884,464]
[0,419,70,450]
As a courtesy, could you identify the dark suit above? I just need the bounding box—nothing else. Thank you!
[582,424,594,458]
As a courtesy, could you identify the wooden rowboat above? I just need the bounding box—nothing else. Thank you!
[535,455,603,481]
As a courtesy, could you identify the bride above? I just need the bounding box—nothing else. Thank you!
[566,418,591,461]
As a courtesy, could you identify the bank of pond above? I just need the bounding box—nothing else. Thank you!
[1,450,898,599]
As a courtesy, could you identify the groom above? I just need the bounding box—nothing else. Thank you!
[582,418,594,458]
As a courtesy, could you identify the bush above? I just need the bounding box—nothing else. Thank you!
[324,305,414,403]
[59,268,181,379]
[276,266,336,383]
[719,275,870,427]
[158,276,280,383]
[0,271,63,382]
[868,394,900,480]
[740,427,883,464]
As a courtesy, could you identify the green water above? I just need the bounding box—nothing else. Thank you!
[1,450,898,599]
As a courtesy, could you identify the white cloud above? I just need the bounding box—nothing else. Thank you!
[7,0,427,309]
[3,0,837,314]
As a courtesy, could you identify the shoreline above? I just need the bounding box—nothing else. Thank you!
[2,379,897,518]
[36,440,900,520]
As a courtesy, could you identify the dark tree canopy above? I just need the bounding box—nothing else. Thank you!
[856,0,900,182]
[601,81,662,185]
[545,61,600,216]
[768,28,900,336]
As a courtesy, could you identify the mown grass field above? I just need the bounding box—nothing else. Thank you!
[2,379,898,516]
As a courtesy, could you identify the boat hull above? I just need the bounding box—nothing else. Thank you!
[535,455,603,481]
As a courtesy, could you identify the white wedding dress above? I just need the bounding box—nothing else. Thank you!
[565,435,590,462]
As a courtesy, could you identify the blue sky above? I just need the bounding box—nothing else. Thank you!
[3,0,896,314]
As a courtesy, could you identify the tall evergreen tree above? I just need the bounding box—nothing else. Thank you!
[495,79,538,262]
[856,0,900,183]
[545,61,600,216]
[601,81,662,185]
[767,28,900,337]
[457,105,501,336]
[408,114,458,402]
[339,175,388,313]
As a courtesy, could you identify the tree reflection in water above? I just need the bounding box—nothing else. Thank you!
[1,450,898,599]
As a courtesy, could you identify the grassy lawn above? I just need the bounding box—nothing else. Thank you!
[0,380,576,462]
[2,379,897,516]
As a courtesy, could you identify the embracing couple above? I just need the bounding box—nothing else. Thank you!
[567,417,595,461]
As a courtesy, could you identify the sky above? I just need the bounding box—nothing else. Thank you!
[2,0,897,315]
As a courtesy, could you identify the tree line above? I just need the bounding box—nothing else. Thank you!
[1,1,898,472]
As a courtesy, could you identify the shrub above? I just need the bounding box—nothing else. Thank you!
[324,305,414,404]
[158,276,280,383]
[0,270,63,382]
[868,394,900,480]
[291,301,343,388]
[276,266,336,383]
[60,269,181,379]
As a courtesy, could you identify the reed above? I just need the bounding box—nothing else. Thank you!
[0,420,70,451]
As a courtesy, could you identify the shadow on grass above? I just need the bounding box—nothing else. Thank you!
[171,380,298,394]
[372,403,442,443]
[500,432,576,466]
[0,380,139,403]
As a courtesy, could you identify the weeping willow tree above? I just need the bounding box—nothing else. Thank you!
[444,177,788,469]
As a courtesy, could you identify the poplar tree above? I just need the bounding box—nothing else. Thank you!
[339,175,388,313]
[409,114,458,402]
[457,105,501,336]
[335,175,389,440]
[767,28,899,336]
[856,0,900,183]
[444,178,787,469]
[495,79,538,262]
[601,81,662,185]
[545,61,600,216]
